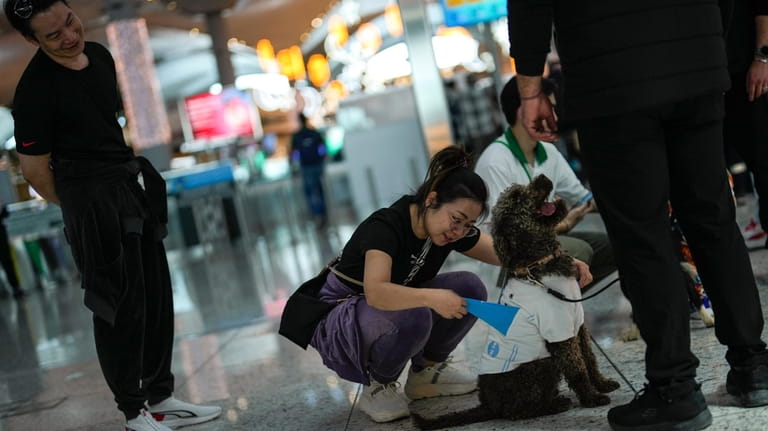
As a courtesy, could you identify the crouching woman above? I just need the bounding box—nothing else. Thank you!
[307,147,504,422]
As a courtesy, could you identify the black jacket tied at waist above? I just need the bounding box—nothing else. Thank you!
[52,156,168,326]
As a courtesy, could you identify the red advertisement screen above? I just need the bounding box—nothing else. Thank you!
[183,88,256,141]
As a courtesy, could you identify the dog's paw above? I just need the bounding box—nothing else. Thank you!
[547,395,572,414]
[594,378,620,393]
[579,393,611,407]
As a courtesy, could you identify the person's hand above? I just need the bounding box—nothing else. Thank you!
[427,289,468,319]
[520,92,558,142]
[572,258,593,288]
[747,60,768,102]
[558,201,589,233]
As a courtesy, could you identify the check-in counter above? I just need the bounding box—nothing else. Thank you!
[163,161,245,248]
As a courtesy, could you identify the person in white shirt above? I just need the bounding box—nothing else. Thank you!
[475,77,615,286]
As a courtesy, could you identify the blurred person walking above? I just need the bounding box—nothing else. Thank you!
[291,113,328,228]
[507,1,768,430]
[4,1,221,430]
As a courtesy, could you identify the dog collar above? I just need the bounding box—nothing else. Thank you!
[512,248,562,278]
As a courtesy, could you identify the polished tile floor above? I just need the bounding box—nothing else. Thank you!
[1,195,767,431]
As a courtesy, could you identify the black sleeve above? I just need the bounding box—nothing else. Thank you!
[12,75,55,156]
[357,215,401,259]
[507,0,554,76]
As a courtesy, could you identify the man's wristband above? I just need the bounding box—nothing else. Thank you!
[520,91,541,100]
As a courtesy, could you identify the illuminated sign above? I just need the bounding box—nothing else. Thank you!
[182,87,260,142]
[439,0,507,27]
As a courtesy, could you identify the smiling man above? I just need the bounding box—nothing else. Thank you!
[3,1,221,430]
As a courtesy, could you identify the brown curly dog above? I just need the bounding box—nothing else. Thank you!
[413,175,619,430]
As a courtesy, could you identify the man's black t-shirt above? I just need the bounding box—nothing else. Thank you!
[12,41,132,161]
[334,195,481,291]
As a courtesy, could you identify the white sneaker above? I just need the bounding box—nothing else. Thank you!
[742,218,767,249]
[404,359,477,400]
[357,380,410,423]
[125,410,172,431]
[147,396,222,429]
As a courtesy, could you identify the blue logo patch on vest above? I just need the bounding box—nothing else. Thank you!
[487,341,500,357]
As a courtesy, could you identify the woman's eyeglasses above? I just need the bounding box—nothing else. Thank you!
[14,0,34,19]
[449,215,479,238]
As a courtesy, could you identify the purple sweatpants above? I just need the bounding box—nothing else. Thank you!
[310,271,487,385]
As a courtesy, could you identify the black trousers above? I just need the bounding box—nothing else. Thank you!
[576,92,766,386]
[724,71,768,230]
[92,230,175,420]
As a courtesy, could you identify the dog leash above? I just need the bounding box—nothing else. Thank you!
[590,333,638,395]
[544,276,621,303]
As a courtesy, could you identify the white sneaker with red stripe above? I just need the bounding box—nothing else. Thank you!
[147,396,222,429]
[742,218,767,249]
[125,410,172,431]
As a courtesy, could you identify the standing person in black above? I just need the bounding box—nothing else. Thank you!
[4,1,221,430]
[723,1,768,249]
[291,113,328,227]
[507,1,768,430]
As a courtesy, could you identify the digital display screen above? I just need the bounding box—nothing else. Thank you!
[439,0,507,27]
[182,87,259,141]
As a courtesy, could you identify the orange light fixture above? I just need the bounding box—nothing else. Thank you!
[326,80,348,99]
[307,54,331,88]
[357,22,382,54]
[256,39,276,70]
[289,45,306,81]
[277,48,295,79]
[328,14,348,46]
[435,25,472,39]
[384,4,403,37]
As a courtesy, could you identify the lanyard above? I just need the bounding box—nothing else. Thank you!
[494,128,538,182]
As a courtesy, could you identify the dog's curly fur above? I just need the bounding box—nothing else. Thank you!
[412,175,619,430]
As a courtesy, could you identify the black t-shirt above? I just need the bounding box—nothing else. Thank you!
[334,195,481,291]
[12,41,133,161]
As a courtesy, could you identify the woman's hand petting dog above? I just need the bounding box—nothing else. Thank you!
[426,289,468,319]
[573,258,593,287]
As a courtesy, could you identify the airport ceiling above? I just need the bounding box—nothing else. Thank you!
[0,0,335,106]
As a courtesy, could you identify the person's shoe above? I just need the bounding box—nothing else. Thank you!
[147,396,222,429]
[403,358,477,400]
[742,219,767,250]
[357,379,410,423]
[607,382,711,431]
[726,364,768,407]
[125,410,172,431]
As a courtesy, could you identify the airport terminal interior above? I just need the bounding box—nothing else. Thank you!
[1,1,768,430]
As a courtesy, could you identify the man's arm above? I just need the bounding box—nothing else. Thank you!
[18,153,60,205]
[748,15,768,101]
[507,0,558,141]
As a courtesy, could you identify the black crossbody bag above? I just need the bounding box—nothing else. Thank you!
[279,257,362,349]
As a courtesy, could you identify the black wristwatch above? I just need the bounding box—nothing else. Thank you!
[757,45,768,58]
